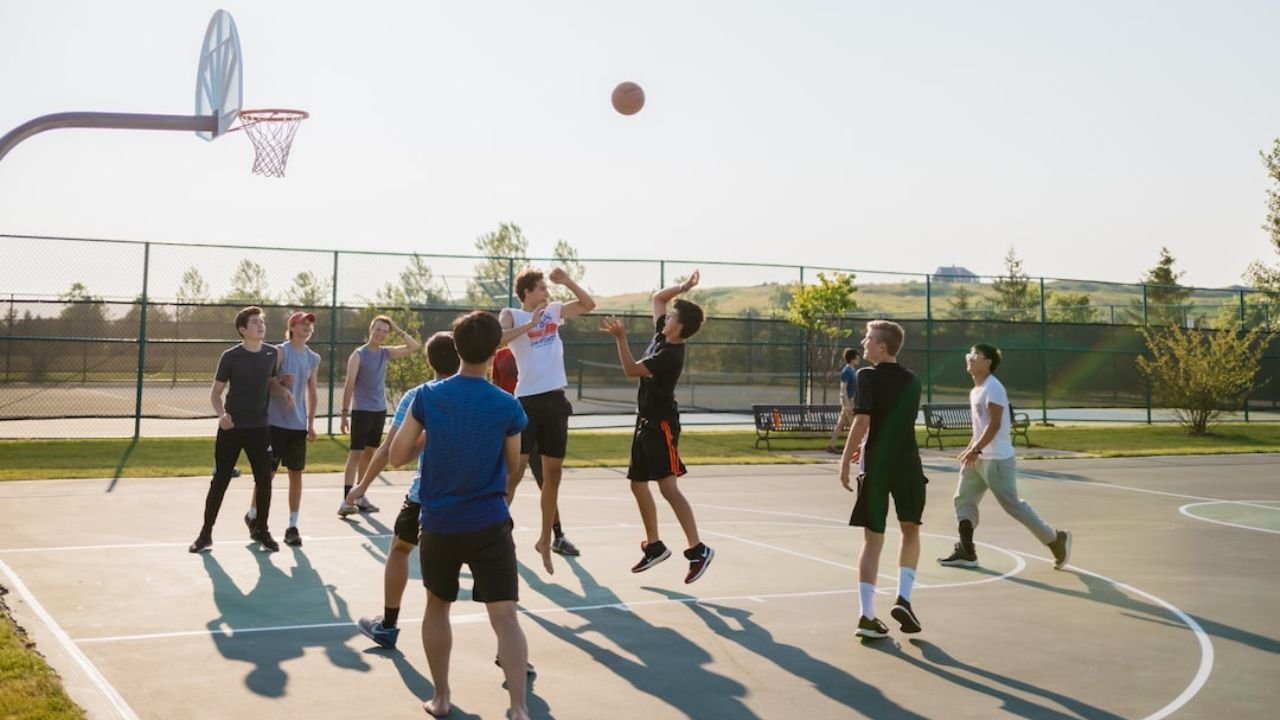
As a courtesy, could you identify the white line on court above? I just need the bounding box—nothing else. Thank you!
[1177,501,1280,536]
[0,558,139,720]
[1008,550,1214,720]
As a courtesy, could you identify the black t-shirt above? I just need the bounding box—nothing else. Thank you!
[215,344,278,428]
[636,315,685,421]
[853,362,923,478]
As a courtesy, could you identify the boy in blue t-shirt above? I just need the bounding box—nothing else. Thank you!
[352,331,459,650]
[827,347,861,453]
[388,311,530,720]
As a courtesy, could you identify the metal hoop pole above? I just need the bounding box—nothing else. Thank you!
[0,112,218,164]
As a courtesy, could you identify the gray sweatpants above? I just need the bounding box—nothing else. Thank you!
[953,457,1056,545]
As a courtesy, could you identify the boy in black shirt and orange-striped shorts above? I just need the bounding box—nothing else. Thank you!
[600,270,714,584]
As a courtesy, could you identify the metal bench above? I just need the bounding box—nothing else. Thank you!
[922,403,1031,450]
[751,404,843,450]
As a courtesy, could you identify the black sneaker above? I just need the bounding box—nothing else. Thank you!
[188,534,213,554]
[243,513,255,538]
[938,542,978,568]
[890,597,922,634]
[551,535,580,556]
[855,616,890,639]
[284,526,302,547]
[683,543,715,584]
[1048,530,1072,569]
[631,540,670,573]
[251,528,280,552]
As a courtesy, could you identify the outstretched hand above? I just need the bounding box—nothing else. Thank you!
[548,267,569,284]
[681,269,701,292]
[600,315,627,338]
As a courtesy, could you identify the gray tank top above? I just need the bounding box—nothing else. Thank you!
[353,345,389,411]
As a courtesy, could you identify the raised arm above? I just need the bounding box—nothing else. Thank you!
[384,319,421,360]
[550,267,596,319]
[600,316,651,378]
[652,269,699,320]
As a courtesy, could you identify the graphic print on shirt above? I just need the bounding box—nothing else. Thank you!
[526,317,560,348]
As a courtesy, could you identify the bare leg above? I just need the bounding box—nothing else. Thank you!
[898,522,921,570]
[488,600,530,720]
[288,469,303,514]
[356,449,374,489]
[534,456,564,573]
[657,476,700,547]
[384,539,414,610]
[343,449,362,493]
[421,591,452,717]
[630,481,660,543]
[859,529,885,586]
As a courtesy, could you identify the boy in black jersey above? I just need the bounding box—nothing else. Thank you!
[839,320,928,638]
[600,270,714,584]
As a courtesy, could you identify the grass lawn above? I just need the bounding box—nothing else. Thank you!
[0,423,1278,481]
[0,592,86,720]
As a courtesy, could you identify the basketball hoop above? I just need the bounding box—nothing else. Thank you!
[233,108,308,177]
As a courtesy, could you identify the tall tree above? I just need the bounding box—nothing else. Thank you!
[286,270,332,308]
[945,285,975,320]
[990,248,1038,320]
[786,272,858,403]
[377,254,446,307]
[1139,247,1191,326]
[1046,291,1097,323]
[59,282,108,327]
[176,267,211,306]
[467,222,529,306]
[224,259,273,305]
[548,239,588,303]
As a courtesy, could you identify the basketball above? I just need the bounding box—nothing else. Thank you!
[611,81,645,115]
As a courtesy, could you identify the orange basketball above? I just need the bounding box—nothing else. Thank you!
[611,82,645,115]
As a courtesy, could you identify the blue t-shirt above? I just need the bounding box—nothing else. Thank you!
[411,375,528,534]
[841,365,857,401]
[391,387,423,504]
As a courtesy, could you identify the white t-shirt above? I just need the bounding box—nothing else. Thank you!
[970,375,1016,460]
[501,302,567,397]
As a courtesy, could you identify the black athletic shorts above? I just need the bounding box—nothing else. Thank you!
[394,498,422,546]
[269,426,308,471]
[627,417,688,482]
[849,465,928,534]
[518,390,572,458]
[420,518,518,604]
[349,410,386,451]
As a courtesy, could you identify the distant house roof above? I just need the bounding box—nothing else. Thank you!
[933,265,979,283]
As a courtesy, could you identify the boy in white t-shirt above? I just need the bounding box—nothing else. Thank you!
[499,266,596,574]
[938,343,1072,570]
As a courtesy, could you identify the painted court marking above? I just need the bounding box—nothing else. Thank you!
[1177,500,1280,536]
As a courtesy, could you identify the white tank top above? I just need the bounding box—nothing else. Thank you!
[502,303,567,397]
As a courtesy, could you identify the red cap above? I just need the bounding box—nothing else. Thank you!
[288,311,317,326]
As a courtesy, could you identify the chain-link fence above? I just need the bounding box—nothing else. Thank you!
[2,233,1277,437]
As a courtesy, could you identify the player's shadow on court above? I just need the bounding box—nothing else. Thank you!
[201,547,370,697]
[1008,570,1280,658]
[519,557,756,719]
[359,648,483,720]
[865,637,1124,720]
[645,587,929,718]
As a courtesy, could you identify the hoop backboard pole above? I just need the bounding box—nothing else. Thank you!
[0,112,218,164]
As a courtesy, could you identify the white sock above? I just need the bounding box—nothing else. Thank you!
[246,507,257,520]
[289,512,299,528]
[897,567,917,603]
[858,582,876,619]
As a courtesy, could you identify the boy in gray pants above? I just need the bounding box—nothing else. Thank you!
[938,343,1072,569]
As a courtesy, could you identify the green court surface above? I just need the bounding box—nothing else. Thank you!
[1,455,1277,719]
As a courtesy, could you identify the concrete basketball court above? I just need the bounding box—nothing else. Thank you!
[1,454,1277,719]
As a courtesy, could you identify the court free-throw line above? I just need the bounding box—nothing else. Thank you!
[0,558,139,720]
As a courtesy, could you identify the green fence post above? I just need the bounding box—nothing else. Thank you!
[4,293,12,382]
[925,275,933,404]
[133,242,150,440]
[798,266,807,403]
[327,251,339,435]
[659,260,665,289]
[1143,285,1152,424]
[1240,290,1247,326]
[1039,277,1048,425]
[507,257,515,308]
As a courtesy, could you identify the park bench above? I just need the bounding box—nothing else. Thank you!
[922,403,1031,450]
[752,404,845,450]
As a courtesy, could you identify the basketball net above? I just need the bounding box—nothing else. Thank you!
[236,109,308,178]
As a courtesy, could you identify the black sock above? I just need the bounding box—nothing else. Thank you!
[553,521,564,540]
[383,607,400,629]
[344,485,352,498]
[959,519,975,552]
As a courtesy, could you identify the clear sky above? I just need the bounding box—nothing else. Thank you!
[2,0,1279,299]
